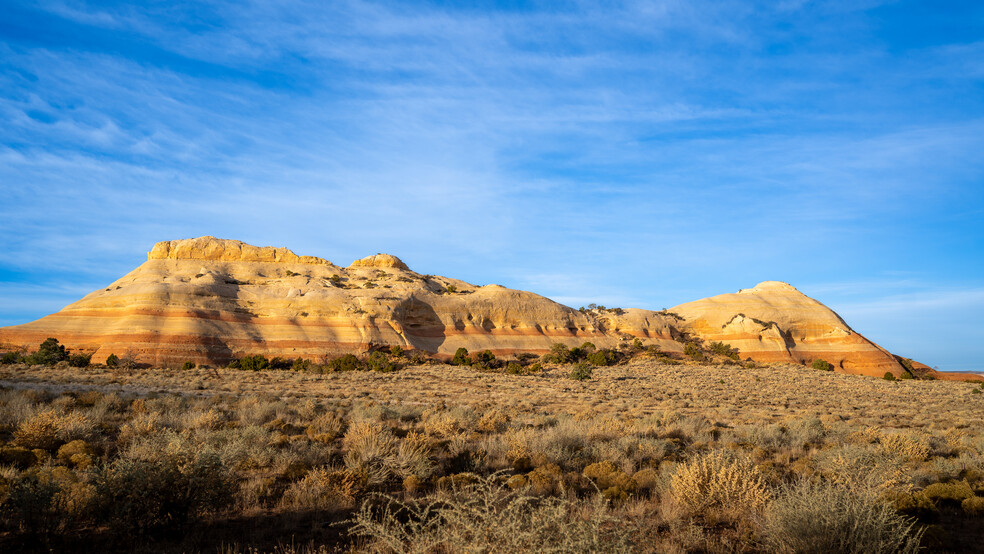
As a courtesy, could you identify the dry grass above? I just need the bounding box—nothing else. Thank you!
[0,358,982,552]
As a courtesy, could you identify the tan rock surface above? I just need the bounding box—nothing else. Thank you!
[0,237,679,366]
[669,281,904,377]
[0,238,955,379]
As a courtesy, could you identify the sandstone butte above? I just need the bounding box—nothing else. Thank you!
[0,237,976,381]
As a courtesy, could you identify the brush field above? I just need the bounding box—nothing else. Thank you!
[1,356,983,552]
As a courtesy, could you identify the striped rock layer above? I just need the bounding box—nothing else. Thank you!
[0,237,950,379]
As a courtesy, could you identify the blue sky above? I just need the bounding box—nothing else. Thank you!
[1,1,982,370]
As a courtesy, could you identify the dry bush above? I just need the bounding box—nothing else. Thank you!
[343,421,398,486]
[962,495,984,515]
[306,412,346,442]
[11,408,92,450]
[349,472,632,553]
[879,432,930,462]
[813,444,909,494]
[280,467,363,511]
[477,409,510,433]
[0,391,36,431]
[763,480,922,554]
[12,408,61,450]
[670,451,770,521]
[393,432,435,480]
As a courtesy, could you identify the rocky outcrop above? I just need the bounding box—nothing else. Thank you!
[668,281,903,377]
[349,254,409,270]
[0,238,964,379]
[148,236,330,265]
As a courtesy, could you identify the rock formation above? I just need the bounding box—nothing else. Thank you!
[0,237,968,380]
[669,281,904,377]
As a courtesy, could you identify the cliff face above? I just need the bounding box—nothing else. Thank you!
[0,238,938,378]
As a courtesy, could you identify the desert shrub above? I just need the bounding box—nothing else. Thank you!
[879,432,930,461]
[962,496,984,515]
[583,461,637,501]
[811,359,834,371]
[268,357,293,370]
[763,480,922,554]
[306,412,346,442]
[13,409,61,450]
[543,343,573,364]
[1,351,22,364]
[586,349,617,366]
[234,354,269,371]
[67,353,92,368]
[390,345,404,358]
[922,481,973,503]
[366,351,400,373]
[280,467,363,511]
[568,362,593,381]
[883,372,896,381]
[671,451,770,520]
[181,361,196,370]
[96,450,235,533]
[505,361,524,375]
[349,472,631,553]
[343,421,398,486]
[24,338,68,366]
[683,342,706,362]
[814,444,908,493]
[478,409,510,433]
[474,350,496,366]
[327,354,362,372]
[56,440,95,469]
[708,341,740,360]
[393,432,435,480]
[451,348,471,366]
[105,353,119,368]
[0,446,38,468]
[1,468,65,534]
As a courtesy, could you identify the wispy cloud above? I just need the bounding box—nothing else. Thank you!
[1,0,982,369]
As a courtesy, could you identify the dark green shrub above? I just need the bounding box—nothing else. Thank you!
[1,351,23,364]
[105,353,119,368]
[292,357,312,371]
[883,372,897,381]
[235,354,269,371]
[445,285,457,294]
[181,361,196,371]
[544,343,572,364]
[451,347,471,366]
[329,275,342,286]
[811,359,834,372]
[24,338,68,366]
[328,354,362,372]
[68,353,92,368]
[96,452,234,533]
[390,345,404,358]
[367,351,400,372]
[684,342,706,362]
[506,362,524,375]
[475,350,496,366]
[268,356,293,370]
[708,341,740,361]
[586,349,617,366]
[569,362,593,381]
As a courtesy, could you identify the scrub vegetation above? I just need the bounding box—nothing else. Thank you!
[0,339,982,552]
